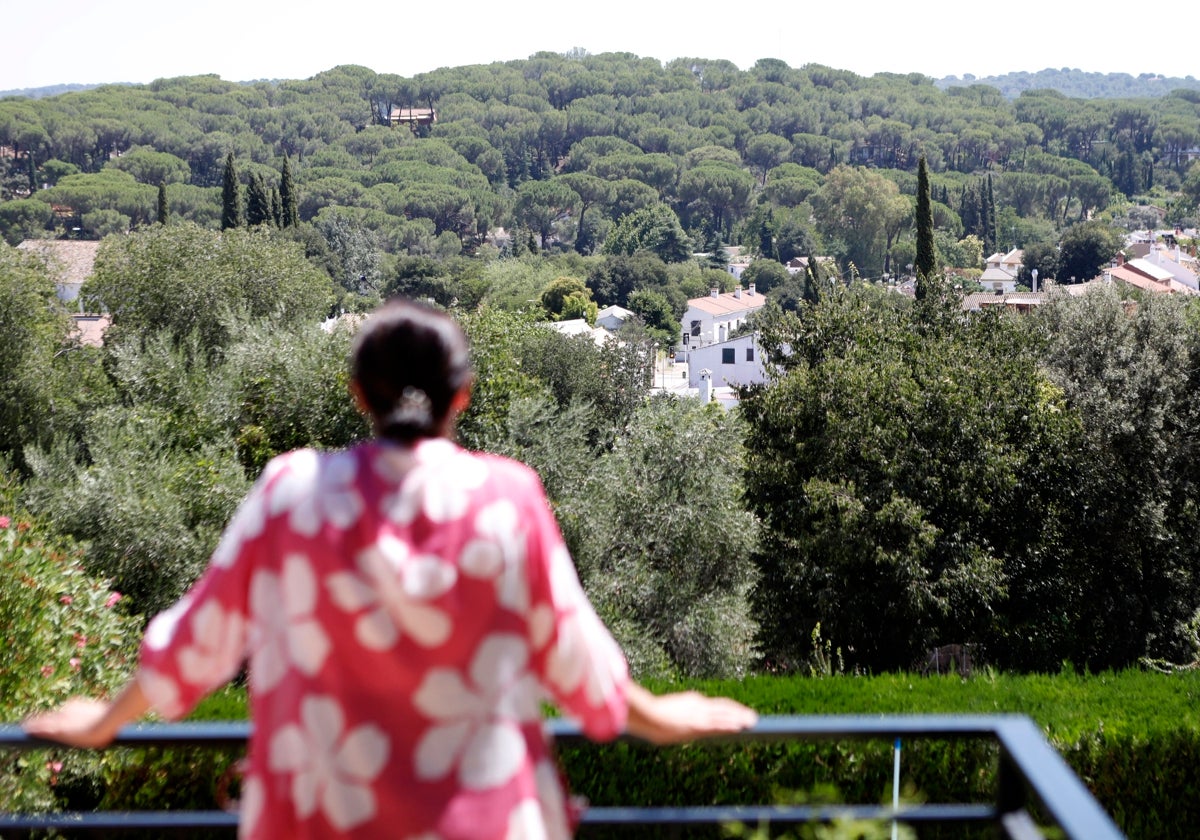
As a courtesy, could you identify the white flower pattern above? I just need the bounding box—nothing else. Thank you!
[543,545,623,708]
[269,695,390,831]
[326,535,456,650]
[178,600,246,687]
[380,439,489,525]
[269,450,364,538]
[413,634,542,790]
[133,440,629,839]
[460,499,529,613]
[249,554,331,693]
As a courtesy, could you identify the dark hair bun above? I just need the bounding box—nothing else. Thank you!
[351,300,472,443]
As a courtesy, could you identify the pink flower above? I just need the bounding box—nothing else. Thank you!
[74,633,87,648]
[41,665,54,677]
[69,657,80,671]
[104,592,122,608]
[0,516,9,528]
[59,595,74,605]
[47,761,62,773]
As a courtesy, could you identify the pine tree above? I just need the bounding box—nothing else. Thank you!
[246,172,273,227]
[221,152,243,230]
[279,155,299,228]
[157,181,169,225]
[914,156,937,301]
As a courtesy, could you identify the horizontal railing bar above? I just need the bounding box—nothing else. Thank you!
[0,713,1045,750]
[0,803,999,832]
[0,812,238,830]
[581,803,999,824]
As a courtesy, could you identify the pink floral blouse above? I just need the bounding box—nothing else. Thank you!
[136,438,631,839]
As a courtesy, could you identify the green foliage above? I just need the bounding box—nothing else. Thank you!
[914,156,937,296]
[627,288,679,347]
[603,203,693,263]
[22,414,249,617]
[220,318,369,471]
[1055,219,1125,283]
[742,282,1079,671]
[565,397,759,678]
[540,275,592,321]
[220,152,242,231]
[740,258,790,295]
[0,198,53,244]
[1023,285,1200,669]
[314,211,383,296]
[813,166,911,280]
[83,221,334,353]
[0,516,138,812]
[0,243,69,466]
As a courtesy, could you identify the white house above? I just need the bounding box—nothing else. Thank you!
[687,332,766,392]
[678,284,767,360]
[595,304,635,332]
[546,318,611,346]
[980,248,1023,293]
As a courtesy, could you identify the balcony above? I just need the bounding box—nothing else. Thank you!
[0,714,1124,838]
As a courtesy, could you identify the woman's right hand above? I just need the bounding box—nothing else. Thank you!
[624,683,758,745]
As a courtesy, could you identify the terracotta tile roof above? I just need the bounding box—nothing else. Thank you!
[69,313,111,347]
[1108,265,1198,295]
[17,239,100,288]
[687,289,768,316]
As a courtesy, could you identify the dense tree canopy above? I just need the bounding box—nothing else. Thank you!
[4,54,1195,276]
[83,222,334,352]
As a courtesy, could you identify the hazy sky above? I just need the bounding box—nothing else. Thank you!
[3,0,1193,92]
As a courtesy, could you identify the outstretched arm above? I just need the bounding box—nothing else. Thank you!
[23,679,151,749]
[624,683,757,745]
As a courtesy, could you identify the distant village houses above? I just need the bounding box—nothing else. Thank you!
[388,107,437,130]
[16,239,110,346]
[677,283,767,361]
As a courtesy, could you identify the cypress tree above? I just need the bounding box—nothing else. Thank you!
[221,152,243,230]
[803,257,822,305]
[157,181,169,225]
[984,174,998,254]
[246,172,272,227]
[271,187,282,227]
[279,155,299,228]
[914,156,936,301]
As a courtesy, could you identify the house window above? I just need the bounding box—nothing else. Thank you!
[690,320,701,337]
[722,348,735,364]
[746,347,755,362]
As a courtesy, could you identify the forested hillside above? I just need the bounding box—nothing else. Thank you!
[938,68,1200,100]
[3,53,1200,682]
[3,54,1200,283]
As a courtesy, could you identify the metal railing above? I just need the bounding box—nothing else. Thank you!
[0,714,1124,838]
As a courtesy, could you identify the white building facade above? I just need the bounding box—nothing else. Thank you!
[677,284,766,361]
[687,333,766,391]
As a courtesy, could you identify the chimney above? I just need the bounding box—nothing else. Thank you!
[734,286,742,299]
[748,283,756,296]
[698,369,712,404]
[710,287,719,298]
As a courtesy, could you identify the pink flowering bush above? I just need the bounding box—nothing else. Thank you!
[0,514,140,811]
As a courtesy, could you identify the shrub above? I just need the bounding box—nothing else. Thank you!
[0,515,139,812]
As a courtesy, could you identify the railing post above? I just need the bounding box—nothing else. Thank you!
[996,747,1044,840]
